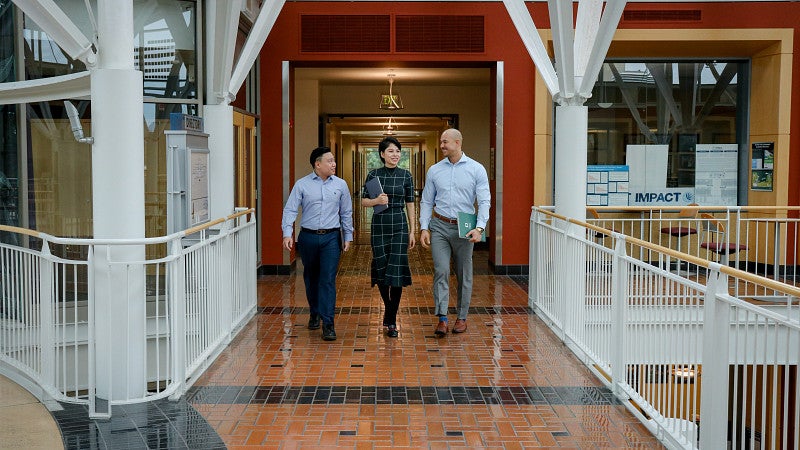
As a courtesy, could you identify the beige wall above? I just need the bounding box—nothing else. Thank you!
[294,78,320,182]
[319,84,492,169]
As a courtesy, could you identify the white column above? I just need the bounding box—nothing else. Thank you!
[554,105,588,220]
[92,0,146,400]
[204,104,235,216]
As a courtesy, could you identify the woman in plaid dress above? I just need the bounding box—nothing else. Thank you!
[361,136,416,337]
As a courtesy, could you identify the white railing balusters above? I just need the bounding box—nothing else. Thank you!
[0,209,256,418]
[532,206,800,449]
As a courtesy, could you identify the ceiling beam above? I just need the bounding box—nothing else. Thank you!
[229,0,286,100]
[549,0,575,99]
[11,0,95,66]
[206,0,244,104]
[502,0,559,97]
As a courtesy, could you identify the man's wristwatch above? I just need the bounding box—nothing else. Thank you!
[475,227,484,234]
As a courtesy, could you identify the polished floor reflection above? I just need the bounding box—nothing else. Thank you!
[187,242,661,448]
[35,241,663,448]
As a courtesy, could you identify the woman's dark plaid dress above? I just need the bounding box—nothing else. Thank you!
[361,166,414,287]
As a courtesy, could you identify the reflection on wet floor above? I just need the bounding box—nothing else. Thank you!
[47,241,661,448]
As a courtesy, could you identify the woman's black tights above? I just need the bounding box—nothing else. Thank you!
[378,285,402,326]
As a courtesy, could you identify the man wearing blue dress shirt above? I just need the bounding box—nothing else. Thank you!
[419,129,491,337]
[282,147,354,341]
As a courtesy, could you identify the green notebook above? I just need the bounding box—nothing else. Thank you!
[457,212,486,242]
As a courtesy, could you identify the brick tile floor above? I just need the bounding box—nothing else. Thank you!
[189,241,662,449]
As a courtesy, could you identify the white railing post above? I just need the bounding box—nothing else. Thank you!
[556,220,569,340]
[219,220,233,339]
[700,264,730,448]
[529,208,539,308]
[168,239,186,400]
[38,242,54,391]
[610,236,629,398]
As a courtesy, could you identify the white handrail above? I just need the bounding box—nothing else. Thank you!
[0,209,257,418]
[531,206,800,449]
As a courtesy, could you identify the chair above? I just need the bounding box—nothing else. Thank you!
[660,203,699,271]
[660,203,700,245]
[699,213,747,266]
[586,208,606,241]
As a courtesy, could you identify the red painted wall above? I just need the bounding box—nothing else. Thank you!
[258,1,800,267]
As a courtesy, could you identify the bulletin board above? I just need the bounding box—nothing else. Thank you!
[751,142,774,191]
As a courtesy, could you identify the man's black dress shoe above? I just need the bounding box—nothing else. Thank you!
[322,324,336,341]
[386,325,398,338]
[308,314,320,330]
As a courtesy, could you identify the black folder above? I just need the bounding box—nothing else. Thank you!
[366,177,388,214]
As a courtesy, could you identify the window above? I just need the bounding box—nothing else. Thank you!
[587,61,747,204]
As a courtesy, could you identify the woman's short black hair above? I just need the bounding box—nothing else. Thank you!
[309,146,331,168]
[378,136,401,164]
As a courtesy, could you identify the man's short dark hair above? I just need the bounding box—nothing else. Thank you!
[310,146,331,168]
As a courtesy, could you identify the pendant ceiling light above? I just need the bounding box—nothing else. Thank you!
[382,116,397,135]
[378,74,404,110]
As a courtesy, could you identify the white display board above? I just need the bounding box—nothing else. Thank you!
[190,149,210,225]
[626,144,669,192]
[695,144,738,205]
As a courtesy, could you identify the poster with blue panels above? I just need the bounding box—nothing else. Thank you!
[587,165,629,206]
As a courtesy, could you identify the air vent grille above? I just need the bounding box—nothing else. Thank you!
[623,10,702,22]
[301,15,390,53]
[395,15,484,53]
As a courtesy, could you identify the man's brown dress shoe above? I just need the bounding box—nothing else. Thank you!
[452,319,467,333]
[434,320,448,337]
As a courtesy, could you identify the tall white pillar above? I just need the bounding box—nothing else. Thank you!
[204,104,235,216]
[554,105,588,220]
[92,0,146,400]
[553,105,587,332]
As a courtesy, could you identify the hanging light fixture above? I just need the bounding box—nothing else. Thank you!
[382,116,397,135]
[378,73,404,110]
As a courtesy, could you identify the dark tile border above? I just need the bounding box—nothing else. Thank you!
[257,263,293,275]
[489,263,529,275]
[258,305,535,316]
[187,385,619,407]
[53,398,226,450]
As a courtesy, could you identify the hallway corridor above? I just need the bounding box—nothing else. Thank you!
[186,241,662,448]
[30,240,666,448]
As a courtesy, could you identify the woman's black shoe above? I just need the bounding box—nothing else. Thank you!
[386,325,398,338]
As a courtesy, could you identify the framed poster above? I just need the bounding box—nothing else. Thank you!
[751,142,774,191]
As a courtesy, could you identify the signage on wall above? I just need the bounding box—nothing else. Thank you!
[751,142,774,191]
[587,165,629,206]
[695,144,738,205]
[170,113,204,132]
[629,188,696,206]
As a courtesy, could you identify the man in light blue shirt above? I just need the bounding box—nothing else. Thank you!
[282,147,354,341]
[420,129,490,336]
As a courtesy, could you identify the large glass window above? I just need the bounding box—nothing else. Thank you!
[22,0,198,101]
[587,61,747,202]
[135,1,198,99]
[13,1,201,238]
[0,3,18,244]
